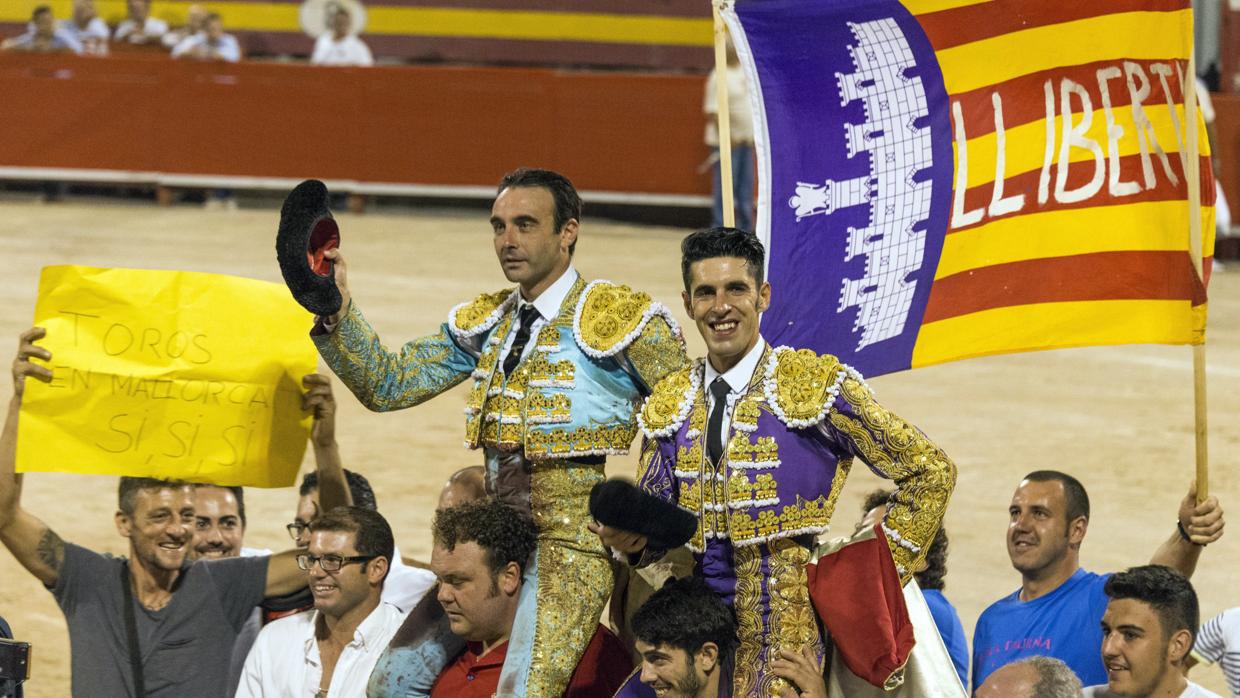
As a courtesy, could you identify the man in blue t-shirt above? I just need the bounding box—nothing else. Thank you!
[971,470,1225,692]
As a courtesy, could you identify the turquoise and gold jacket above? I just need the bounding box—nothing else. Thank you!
[314,276,688,461]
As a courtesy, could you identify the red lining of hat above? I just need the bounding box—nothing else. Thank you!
[307,218,340,277]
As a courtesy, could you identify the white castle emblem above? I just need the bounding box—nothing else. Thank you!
[788,17,935,351]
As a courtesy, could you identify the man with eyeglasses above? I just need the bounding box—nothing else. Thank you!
[238,506,406,698]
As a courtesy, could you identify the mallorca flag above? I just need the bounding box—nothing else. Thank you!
[723,0,1214,378]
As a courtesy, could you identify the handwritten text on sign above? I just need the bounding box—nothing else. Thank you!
[17,266,317,487]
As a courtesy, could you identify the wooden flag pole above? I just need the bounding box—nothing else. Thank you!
[1183,54,1208,501]
[712,2,735,227]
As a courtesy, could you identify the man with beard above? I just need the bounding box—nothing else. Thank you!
[307,167,688,695]
[1083,566,1221,697]
[972,472,1225,691]
[0,327,310,697]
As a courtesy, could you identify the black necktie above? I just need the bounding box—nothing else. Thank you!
[706,377,730,466]
[502,305,540,375]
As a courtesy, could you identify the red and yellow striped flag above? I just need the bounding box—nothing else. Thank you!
[729,0,1213,376]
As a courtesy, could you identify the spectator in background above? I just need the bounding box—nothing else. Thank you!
[972,471,1225,691]
[428,500,632,697]
[171,12,240,62]
[702,35,754,231]
[437,466,486,511]
[1083,566,1221,698]
[238,507,405,698]
[977,656,1083,698]
[282,374,436,613]
[61,0,108,55]
[311,6,373,67]
[114,0,168,45]
[860,488,968,687]
[1192,607,1240,698]
[2,6,82,54]
[161,3,206,50]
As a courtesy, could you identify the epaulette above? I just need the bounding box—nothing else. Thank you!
[637,361,701,439]
[572,280,677,358]
[447,288,517,339]
[763,346,866,429]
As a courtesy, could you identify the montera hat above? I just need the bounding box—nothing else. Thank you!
[277,179,341,316]
[588,479,698,551]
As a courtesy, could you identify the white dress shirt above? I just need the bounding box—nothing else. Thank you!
[113,17,168,42]
[703,339,768,447]
[311,34,374,67]
[171,32,241,62]
[237,601,407,698]
[498,266,579,368]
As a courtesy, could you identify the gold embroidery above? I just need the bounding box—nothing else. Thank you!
[827,375,955,582]
[525,393,573,424]
[523,424,637,460]
[639,366,695,434]
[624,316,689,391]
[732,544,763,698]
[771,349,842,423]
[576,282,656,355]
[676,442,704,471]
[763,538,822,697]
[526,463,612,696]
[733,398,761,429]
[450,289,512,334]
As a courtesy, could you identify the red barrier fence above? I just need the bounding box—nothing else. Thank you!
[0,53,713,205]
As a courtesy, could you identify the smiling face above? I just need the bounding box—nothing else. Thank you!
[118,486,196,573]
[490,186,575,298]
[192,486,244,559]
[1100,598,1187,697]
[635,641,714,698]
[1007,479,1085,581]
[432,540,520,644]
[306,529,383,620]
[683,256,769,373]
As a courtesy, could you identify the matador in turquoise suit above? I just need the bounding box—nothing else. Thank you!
[310,169,688,696]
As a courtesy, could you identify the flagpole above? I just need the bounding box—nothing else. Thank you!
[712,1,735,227]
[1183,54,1208,501]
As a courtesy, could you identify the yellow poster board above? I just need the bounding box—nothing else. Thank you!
[17,266,317,487]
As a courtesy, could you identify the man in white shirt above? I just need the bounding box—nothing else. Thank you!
[238,506,406,698]
[61,0,108,55]
[1193,608,1240,698]
[113,0,168,45]
[171,12,240,62]
[311,6,373,67]
[2,6,82,54]
[1084,566,1222,698]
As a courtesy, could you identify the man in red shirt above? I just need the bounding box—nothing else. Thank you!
[429,500,631,697]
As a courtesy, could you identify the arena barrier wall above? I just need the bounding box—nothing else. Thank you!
[0,0,714,70]
[0,53,714,205]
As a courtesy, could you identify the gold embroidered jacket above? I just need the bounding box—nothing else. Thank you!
[314,277,688,460]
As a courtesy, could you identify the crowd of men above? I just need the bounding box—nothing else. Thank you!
[0,167,1236,698]
[0,0,373,66]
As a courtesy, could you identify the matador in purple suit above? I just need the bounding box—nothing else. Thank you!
[597,227,956,697]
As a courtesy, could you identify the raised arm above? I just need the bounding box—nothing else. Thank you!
[302,373,350,511]
[0,327,67,587]
[311,249,477,412]
[823,372,957,583]
[1149,481,1224,578]
[263,548,307,597]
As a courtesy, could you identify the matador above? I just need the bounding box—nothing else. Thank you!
[602,227,956,697]
[299,169,688,696]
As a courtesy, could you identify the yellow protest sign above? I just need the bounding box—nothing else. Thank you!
[17,266,317,487]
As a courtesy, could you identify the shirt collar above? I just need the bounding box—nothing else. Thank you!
[704,338,767,395]
[304,601,396,655]
[519,266,577,321]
